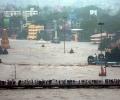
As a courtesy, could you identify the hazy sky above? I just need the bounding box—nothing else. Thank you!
[1,0,120,8]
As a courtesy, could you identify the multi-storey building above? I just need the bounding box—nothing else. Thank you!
[22,8,39,18]
[90,33,114,44]
[27,24,44,40]
[4,11,21,17]
[3,8,39,18]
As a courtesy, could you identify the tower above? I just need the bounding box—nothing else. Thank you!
[1,29,10,49]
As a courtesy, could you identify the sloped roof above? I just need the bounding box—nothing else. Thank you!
[90,33,107,38]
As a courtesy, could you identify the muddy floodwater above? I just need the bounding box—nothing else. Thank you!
[0,89,120,100]
[0,40,120,100]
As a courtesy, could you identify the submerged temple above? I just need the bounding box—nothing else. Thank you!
[1,29,10,49]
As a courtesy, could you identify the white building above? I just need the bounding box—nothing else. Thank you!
[90,10,97,16]
[4,11,21,17]
[22,8,39,19]
[90,33,114,44]
[4,8,39,18]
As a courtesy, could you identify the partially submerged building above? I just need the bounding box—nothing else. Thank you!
[1,29,10,49]
[27,24,44,40]
[90,33,114,44]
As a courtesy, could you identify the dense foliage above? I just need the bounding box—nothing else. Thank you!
[0,5,120,40]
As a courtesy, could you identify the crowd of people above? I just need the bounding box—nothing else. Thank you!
[0,46,8,55]
[0,79,120,88]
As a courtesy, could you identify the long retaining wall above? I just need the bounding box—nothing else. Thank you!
[0,79,120,89]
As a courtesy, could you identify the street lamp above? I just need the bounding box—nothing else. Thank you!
[98,22,106,77]
[63,15,68,53]
[13,64,16,80]
[98,22,104,54]
[63,17,67,53]
[53,20,58,40]
[64,27,66,53]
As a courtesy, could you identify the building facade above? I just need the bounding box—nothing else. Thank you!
[4,8,39,18]
[27,24,44,40]
[1,29,10,49]
[4,11,21,17]
[90,33,114,44]
[22,8,39,18]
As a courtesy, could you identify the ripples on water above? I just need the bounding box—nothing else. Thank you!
[1,65,120,80]
[0,89,120,100]
[0,40,120,100]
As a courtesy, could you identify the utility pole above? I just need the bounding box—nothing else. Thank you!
[98,22,106,77]
[64,30,66,53]
[98,22,104,54]
[54,20,58,39]
[14,64,16,80]
[63,19,66,53]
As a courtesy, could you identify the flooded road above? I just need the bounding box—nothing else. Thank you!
[0,40,120,100]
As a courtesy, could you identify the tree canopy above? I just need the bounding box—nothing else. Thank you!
[1,5,120,40]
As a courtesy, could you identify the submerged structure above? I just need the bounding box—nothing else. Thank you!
[99,67,107,76]
[1,29,10,49]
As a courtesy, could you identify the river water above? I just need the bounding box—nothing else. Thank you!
[0,40,120,100]
[0,89,120,100]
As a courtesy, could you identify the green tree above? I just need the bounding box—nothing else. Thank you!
[9,16,26,39]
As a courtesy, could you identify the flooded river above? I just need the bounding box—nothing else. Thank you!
[0,40,120,100]
[0,89,120,100]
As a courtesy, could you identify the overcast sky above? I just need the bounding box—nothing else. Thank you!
[1,0,120,8]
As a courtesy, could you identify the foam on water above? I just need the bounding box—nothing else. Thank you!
[0,40,120,100]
